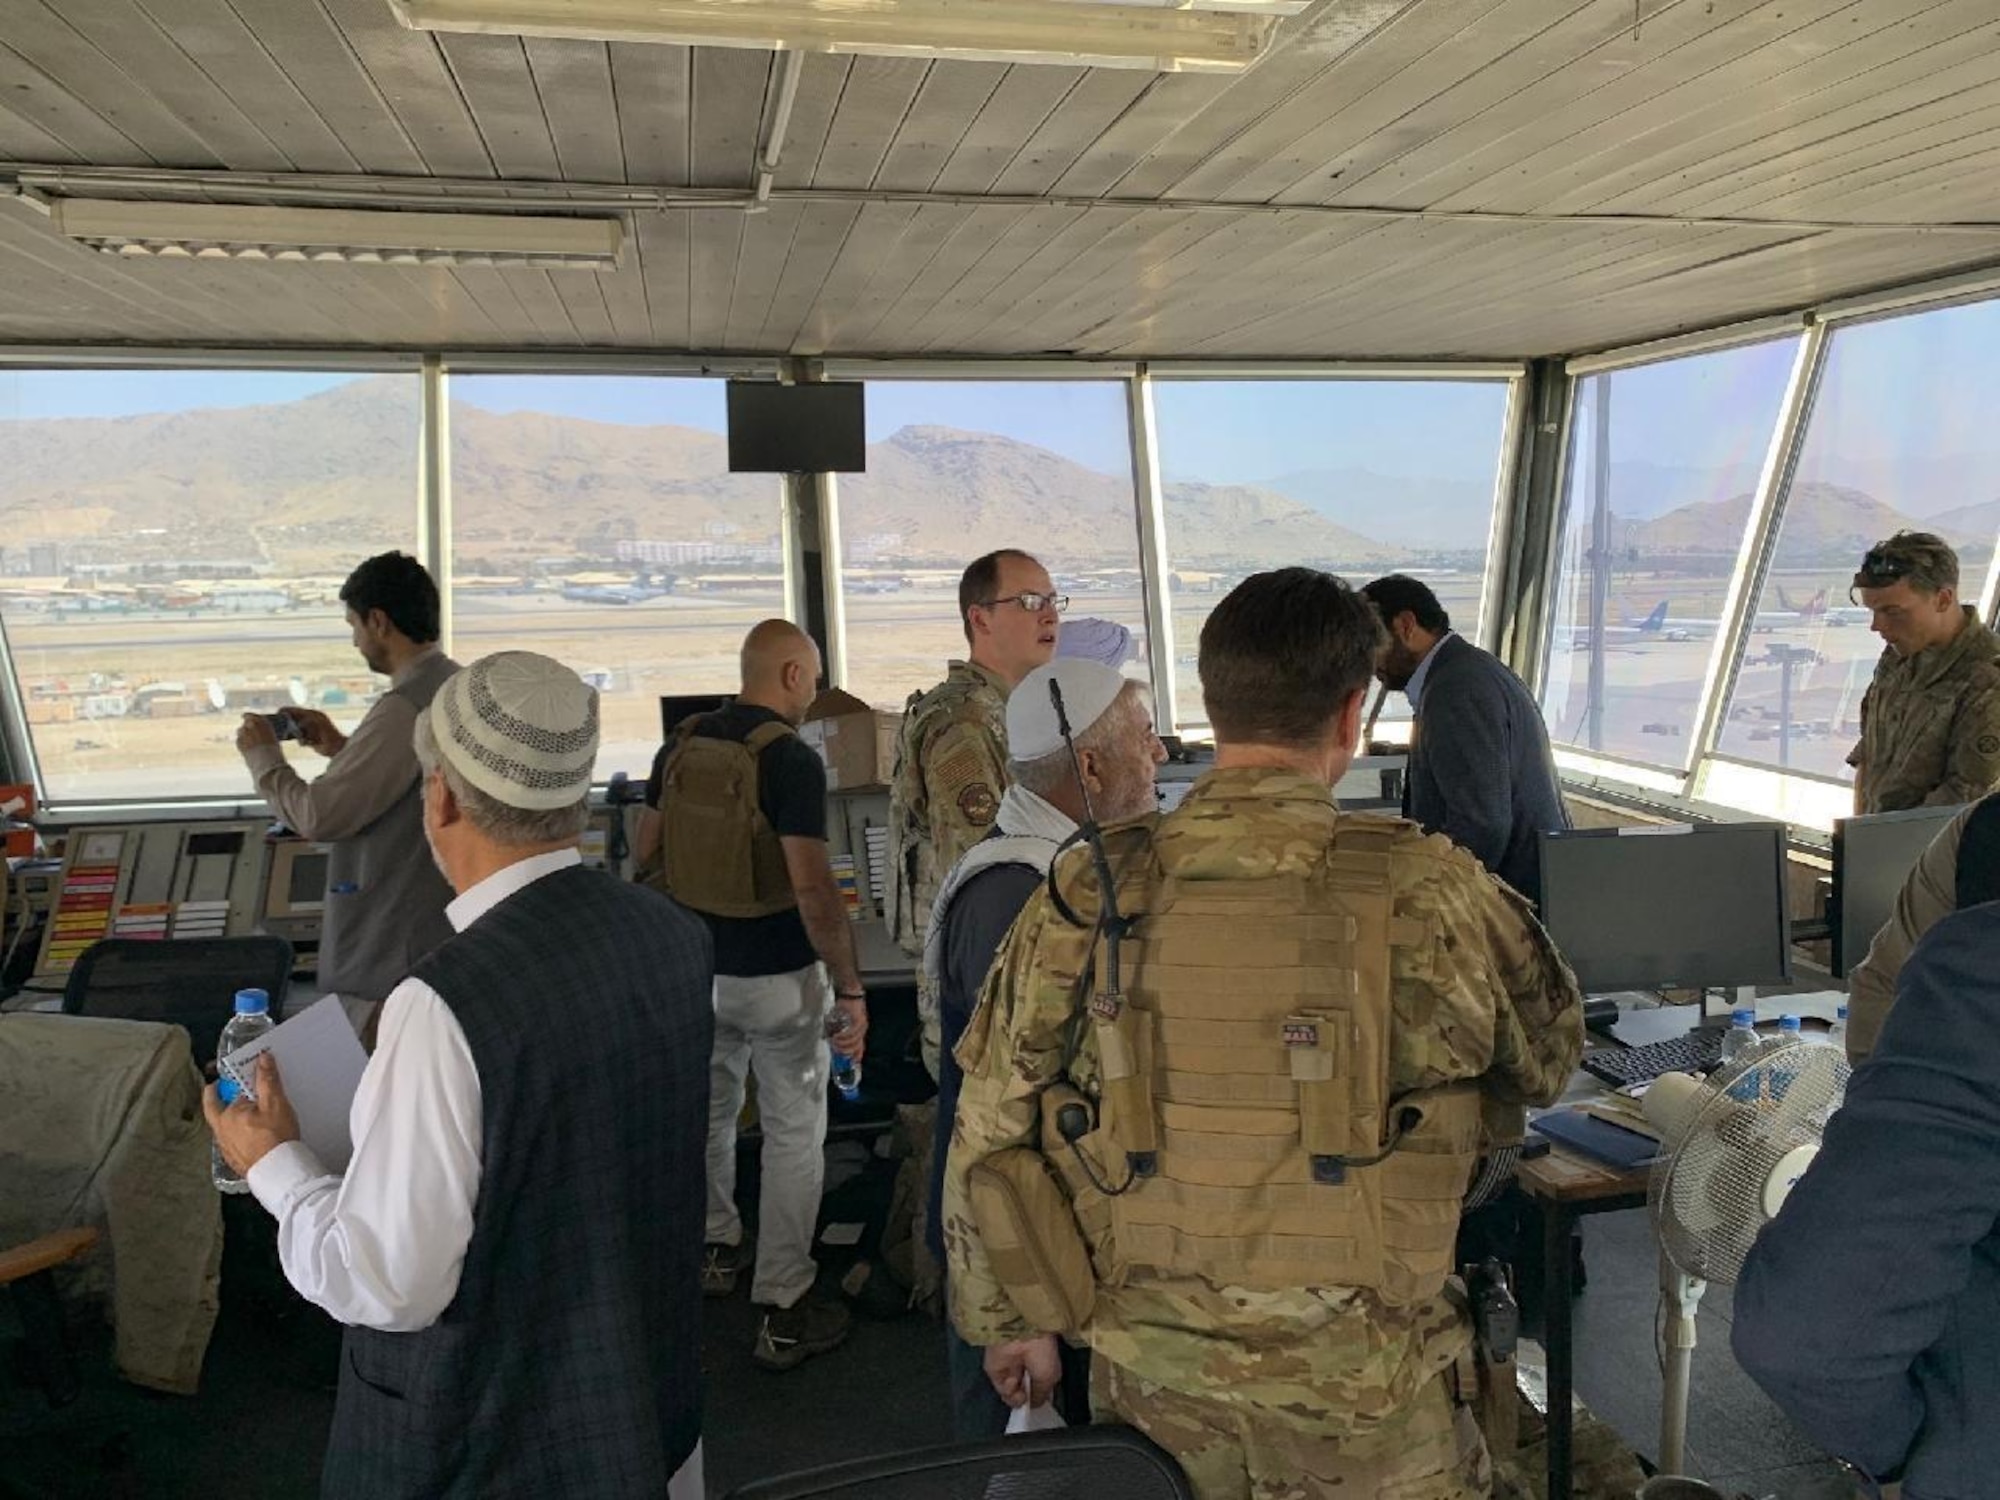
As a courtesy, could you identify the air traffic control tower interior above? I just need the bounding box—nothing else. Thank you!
[4,3,1999,1496]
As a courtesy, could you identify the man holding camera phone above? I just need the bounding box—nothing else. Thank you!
[236,552,459,1038]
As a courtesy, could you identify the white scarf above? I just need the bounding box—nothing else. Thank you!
[918,785,1078,1050]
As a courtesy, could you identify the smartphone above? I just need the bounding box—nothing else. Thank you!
[265,710,302,742]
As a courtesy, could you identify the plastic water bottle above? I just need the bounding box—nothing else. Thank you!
[213,989,275,1194]
[1827,1005,1848,1052]
[1719,1008,1759,1064]
[1777,1014,1802,1041]
[825,1008,862,1103]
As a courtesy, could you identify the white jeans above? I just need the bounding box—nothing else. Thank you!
[706,963,831,1309]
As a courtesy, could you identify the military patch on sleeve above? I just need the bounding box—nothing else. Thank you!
[1980,734,2000,757]
[957,782,998,826]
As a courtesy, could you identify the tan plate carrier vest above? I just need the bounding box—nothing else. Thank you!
[1016,816,1483,1322]
[656,718,798,919]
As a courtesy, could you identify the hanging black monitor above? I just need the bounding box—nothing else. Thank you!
[726,381,867,473]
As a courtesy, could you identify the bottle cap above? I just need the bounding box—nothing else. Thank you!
[1779,1013,1801,1030]
[1731,1009,1756,1026]
[234,988,270,1014]
[1836,1004,1848,1021]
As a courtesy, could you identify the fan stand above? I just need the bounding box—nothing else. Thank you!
[1658,1253,1707,1476]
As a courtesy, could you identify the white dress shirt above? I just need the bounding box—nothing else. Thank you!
[1402,629,1454,712]
[247,847,582,1331]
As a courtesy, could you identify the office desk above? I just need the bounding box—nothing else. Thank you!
[1517,1142,1651,1500]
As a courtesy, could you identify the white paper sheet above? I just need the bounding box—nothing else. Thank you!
[224,993,369,1174]
[1005,1377,1068,1434]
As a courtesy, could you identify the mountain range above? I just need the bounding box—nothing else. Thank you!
[0,376,1989,577]
[0,378,1408,575]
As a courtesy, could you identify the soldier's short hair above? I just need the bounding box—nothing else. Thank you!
[958,549,1039,646]
[1360,574,1451,634]
[1200,568,1385,747]
[1853,531,1959,599]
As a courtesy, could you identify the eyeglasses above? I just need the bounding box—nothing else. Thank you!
[979,591,1070,615]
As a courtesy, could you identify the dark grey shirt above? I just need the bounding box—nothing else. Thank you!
[245,648,458,1002]
[927,860,1042,1264]
[1404,633,1569,905]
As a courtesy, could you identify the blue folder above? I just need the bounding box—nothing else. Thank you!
[1530,1109,1661,1171]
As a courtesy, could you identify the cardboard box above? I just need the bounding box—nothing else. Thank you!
[800,689,901,790]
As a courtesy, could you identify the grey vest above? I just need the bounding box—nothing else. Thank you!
[318,651,457,1000]
[323,864,715,1499]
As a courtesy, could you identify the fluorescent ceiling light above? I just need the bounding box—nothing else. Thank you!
[47,199,624,270]
[388,0,1302,71]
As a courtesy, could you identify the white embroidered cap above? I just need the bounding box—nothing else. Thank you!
[430,652,599,810]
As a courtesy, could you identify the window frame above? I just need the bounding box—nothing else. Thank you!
[1143,361,1525,737]
[816,359,1151,718]
[13,261,2000,828]
[1545,275,2000,827]
[0,351,427,815]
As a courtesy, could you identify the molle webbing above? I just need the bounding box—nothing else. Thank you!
[658,719,798,919]
[1103,816,1479,1303]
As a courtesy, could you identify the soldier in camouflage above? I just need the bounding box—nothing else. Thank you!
[945,568,1584,1500]
[1846,531,2000,815]
[885,549,1065,963]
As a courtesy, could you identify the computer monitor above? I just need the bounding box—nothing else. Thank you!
[1537,822,1792,994]
[264,839,331,923]
[1830,802,1965,977]
[659,693,731,741]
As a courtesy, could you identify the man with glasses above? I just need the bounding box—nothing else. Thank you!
[885,550,1065,965]
[875,551,1063,1323]
[1847,531,2000,815]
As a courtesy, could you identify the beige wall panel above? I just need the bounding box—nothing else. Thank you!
[609,42,691,186]
[318,0,495,176]
[436,33,561,180]
[871,61,1006,192]
[929,66,1084,195]
[690,48,771,190]
[524,39,627,182]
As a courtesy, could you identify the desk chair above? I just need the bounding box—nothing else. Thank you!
[61,936,294,1066]
[722,1426,1195,1500]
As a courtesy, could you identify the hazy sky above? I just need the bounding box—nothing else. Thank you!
[4,295,1997,491]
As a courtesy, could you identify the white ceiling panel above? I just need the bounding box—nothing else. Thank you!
[0,0,1996,358]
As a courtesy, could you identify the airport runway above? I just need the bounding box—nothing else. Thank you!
[10,571,1871,798]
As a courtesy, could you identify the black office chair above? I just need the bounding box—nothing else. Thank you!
[722,1426,1195,1500]
[61,935,295,1065]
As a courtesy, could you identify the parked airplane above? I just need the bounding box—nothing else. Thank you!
[1635,591,1827,639]
[1568,600,1681,646]
[1776,584,1868,626]
[560,571,673,606]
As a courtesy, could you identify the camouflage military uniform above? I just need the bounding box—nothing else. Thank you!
[1849,609,2000,814]
[945,767,1584,1500]
[886,659,1011,960]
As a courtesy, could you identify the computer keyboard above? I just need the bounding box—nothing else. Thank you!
[1580,1030,1724,1090]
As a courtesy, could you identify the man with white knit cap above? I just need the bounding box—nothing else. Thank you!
[208,651,716,1500]
[922,657,1165,1439]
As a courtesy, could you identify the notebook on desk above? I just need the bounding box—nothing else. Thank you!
[1530,1109,1661,1172]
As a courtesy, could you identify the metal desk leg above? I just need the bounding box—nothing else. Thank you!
[1544,1202,1574,1500]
